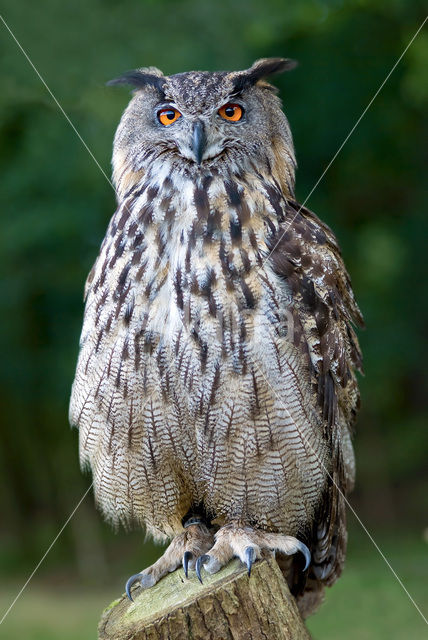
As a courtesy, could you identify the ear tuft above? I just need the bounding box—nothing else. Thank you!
[231,57,297,94]
[249,58,297,77]
[107,67,166,94]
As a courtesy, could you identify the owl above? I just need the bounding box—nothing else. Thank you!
[69,58,363,617]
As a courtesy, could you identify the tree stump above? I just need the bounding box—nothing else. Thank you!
[98,556,311,639]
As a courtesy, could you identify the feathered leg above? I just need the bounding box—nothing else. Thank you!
[194,522,310,582]
[126,520,214,600]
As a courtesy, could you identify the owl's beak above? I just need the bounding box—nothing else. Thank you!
[191,120,207,165]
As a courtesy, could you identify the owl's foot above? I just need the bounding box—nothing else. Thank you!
[195,523,310,583]
[125,519,214,600]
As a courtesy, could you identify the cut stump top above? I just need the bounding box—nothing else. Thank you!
[98,556,311,640]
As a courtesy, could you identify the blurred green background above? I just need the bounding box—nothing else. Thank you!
[0,1,427,638]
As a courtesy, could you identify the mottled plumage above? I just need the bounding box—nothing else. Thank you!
[70,58,363,616]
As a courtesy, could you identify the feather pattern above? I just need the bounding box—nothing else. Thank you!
[70,60,362,615]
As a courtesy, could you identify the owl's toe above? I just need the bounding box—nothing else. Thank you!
[293,539,311,571]
[180,520,215,580]
[203,554,223,574]
[193,524,311,585]
[195,553,222,582]
[182,550,193,578]
[140,572,157,589]
[125,521,215,598]
[244,546,256,576]
[125,573,142,601]
[195,554,209,583]
[126,569,158,600]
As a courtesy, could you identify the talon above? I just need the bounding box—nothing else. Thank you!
[195,554,210,583]
[125,572,142,601]
[183,551,192,578]
[244,546,256,576]
[183,516,204,528]
[297,541,311,571]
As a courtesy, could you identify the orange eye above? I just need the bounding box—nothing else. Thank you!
[218,103,243,122]
[158,108,181,126]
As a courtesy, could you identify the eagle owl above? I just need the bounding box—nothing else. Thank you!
[70,58,363,616]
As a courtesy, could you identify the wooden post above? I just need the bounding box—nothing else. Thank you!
[98,556,311,640]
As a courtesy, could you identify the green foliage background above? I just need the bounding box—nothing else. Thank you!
[0,1,427,638]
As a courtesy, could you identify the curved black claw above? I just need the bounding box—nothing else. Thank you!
[183,551,192,578]
[244,546,256,577]
[298,542,311,572]
[125,572,142,602]
[195,554,210,584]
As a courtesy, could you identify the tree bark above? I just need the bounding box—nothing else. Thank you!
[98,556,311,640]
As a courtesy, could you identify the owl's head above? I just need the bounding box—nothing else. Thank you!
[109,58,297,199]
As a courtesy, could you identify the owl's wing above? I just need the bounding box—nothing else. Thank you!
[267,198,363,596]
